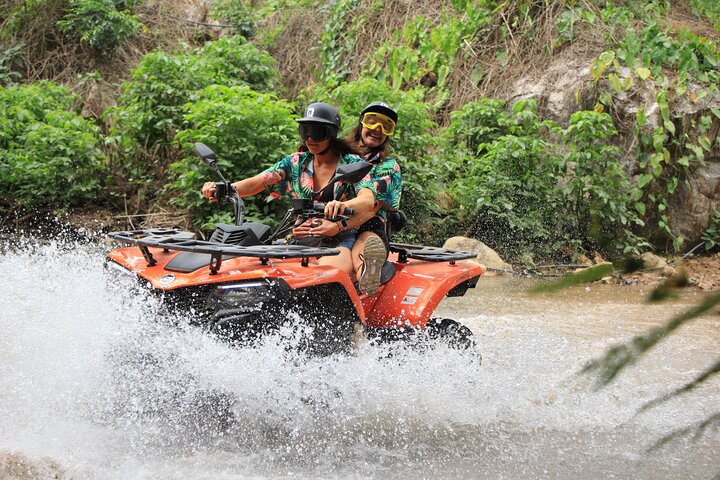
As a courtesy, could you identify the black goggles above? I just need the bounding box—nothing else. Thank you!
[298,123,332,141]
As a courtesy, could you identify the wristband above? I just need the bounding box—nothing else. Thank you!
[339,219,348,232]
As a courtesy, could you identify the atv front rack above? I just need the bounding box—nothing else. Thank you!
[389,243,478,264]
[109,229,340,274]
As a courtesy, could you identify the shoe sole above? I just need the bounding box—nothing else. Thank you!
[359,236,386,296]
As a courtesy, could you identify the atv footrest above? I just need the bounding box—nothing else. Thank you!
[389,243,478,264]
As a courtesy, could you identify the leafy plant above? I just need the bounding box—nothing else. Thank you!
[364,3,494,92]
[443,99,563,258]
[210,0,256,38]
[701,210,720,252]
[57,0,142,52]
[588,16,720,251]
[171,85,297,228]
[560,111,648,255]
[319,0,361,88]
[105,35,278,189]
[0,81,106,208]
[0,44,24,86]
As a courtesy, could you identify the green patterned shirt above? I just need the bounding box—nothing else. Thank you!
[368,156,402,220]
[260,151,375,201]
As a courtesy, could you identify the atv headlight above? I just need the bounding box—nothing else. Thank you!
[212,281,273,305]
[105,259,134,276]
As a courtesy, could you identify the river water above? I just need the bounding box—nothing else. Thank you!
[1,238,718,479]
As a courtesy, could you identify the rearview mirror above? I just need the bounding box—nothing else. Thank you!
[332,161,372,184]
[195,142,217,166]
[313,161,373,200]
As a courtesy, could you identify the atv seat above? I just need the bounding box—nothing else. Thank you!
[379,260,396,285]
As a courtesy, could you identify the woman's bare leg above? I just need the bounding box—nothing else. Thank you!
[318,246,353,275]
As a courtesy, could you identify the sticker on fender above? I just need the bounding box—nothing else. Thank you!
[407,286,424,296]
[401,286,424,304]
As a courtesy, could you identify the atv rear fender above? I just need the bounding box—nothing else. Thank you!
[363,257,483,329]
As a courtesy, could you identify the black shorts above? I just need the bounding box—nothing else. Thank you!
[356,216,389,250]
[293,230,356,250]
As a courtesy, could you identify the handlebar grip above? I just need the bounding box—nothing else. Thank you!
[344,207,355,216]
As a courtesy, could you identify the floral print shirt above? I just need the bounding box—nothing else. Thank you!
[367,156,402,221]
[260,151,376,201]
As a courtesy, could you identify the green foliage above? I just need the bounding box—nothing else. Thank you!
[443,99,563,257]
[701,210,720,252]
[105,35,279,191]
[57,0,142,52]
[560,111,648,255]
[688,0,720,31]
[588,12,720,251]
[0,44,24,86]
[442,98,508,156]
[364,3,494,92]
[171,85,297,227]
[0,81,106,207]
[443,100,648,259]
[210,0,256,38]
[554,5,597,48]
[319,0,361,88]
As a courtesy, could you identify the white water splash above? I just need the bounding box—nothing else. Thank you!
[0,238,718,479]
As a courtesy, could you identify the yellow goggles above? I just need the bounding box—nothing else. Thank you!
[361,112,396,136]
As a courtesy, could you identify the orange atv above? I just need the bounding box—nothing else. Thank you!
[106,144,484,356]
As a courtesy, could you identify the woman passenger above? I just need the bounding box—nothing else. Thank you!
[344,102,403,295]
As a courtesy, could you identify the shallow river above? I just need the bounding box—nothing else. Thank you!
[1,239,718,479]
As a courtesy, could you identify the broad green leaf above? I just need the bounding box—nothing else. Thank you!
[663,120,675,134]
[608,73,622,92]
[599,50,616,66]
[638,173,653,188]
[635,67,651,80]
[621,76,633,91]
[698,136,712,151]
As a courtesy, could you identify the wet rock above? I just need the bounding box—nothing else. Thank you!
[509,50,720,246]
[443,236,512,273]
[576,254,594,266]
[509,57,594,123]
[0,451,65,480]
[641,252,668,270]
[667,159,720,243]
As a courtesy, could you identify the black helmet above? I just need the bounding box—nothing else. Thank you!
[297,102,342,131]
[360,101,398,124]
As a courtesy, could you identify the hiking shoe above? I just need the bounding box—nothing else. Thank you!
[359,235,387,296]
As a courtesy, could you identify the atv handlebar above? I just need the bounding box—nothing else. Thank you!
[292,199,354,222]
[212,181,237,204]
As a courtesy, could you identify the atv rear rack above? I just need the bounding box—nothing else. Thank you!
[389,243,478,264]
[109,229,340,274]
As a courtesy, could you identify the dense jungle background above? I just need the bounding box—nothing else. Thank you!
[1,0,719,263]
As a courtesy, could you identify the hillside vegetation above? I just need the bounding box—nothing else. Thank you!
[1,0,719,261]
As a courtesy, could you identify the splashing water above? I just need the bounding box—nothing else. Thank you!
[0,238,718,479]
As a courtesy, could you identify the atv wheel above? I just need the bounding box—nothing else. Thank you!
[426,318,476,350]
